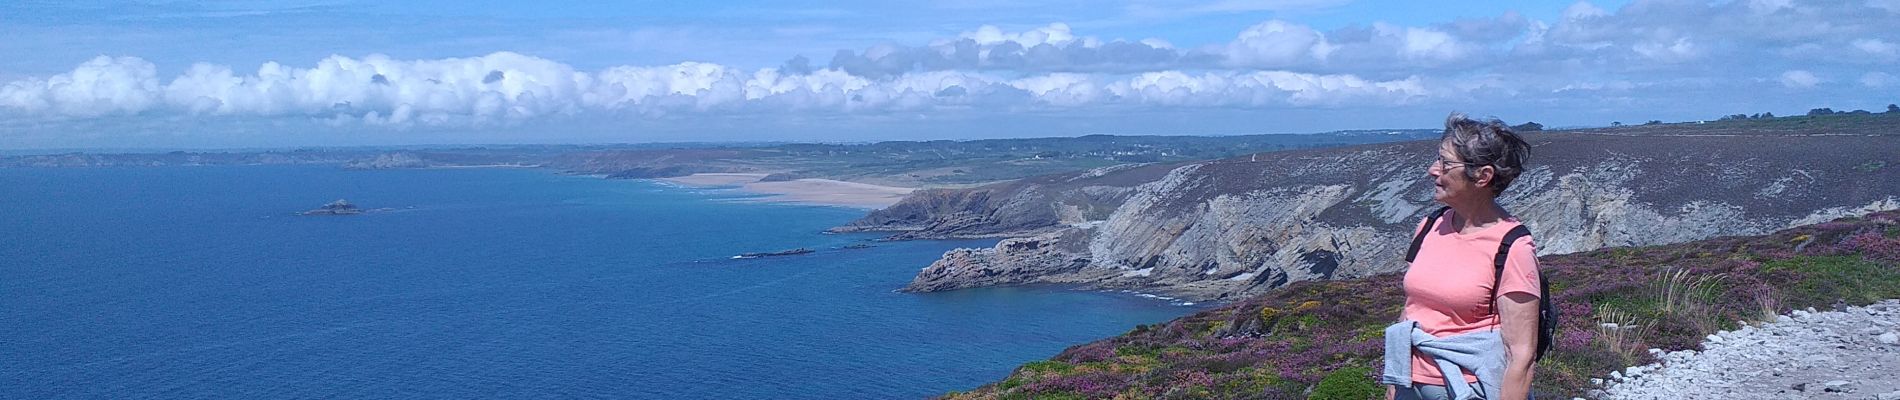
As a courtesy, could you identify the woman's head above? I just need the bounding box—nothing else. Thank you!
[1429,113,1531,204]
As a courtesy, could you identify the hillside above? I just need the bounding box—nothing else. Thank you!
[942,210,1900,399]
[846,114,1900,301]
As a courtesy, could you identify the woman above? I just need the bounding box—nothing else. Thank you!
[1382,113,1539,400]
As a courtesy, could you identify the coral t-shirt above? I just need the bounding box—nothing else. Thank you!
[1400,209,1540,386]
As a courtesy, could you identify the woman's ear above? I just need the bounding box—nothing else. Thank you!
[1475,165,1496,189]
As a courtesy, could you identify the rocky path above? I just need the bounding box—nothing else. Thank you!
[1599,299,1900,399]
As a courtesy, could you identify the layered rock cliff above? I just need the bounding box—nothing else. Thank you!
[850,128,1900,301]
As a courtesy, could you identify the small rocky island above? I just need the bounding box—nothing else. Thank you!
[299,199,365,216]
[731,248,815,259]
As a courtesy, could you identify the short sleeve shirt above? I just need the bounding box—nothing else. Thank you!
[1400,209,1540,385]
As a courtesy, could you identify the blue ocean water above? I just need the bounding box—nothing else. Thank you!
[0,166,1193,399]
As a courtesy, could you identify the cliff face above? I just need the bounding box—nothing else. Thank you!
[868,132,1900,301]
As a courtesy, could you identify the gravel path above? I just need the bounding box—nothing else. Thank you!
[1598,299,1900,400]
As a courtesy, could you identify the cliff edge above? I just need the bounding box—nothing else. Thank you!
[848,117,1900,301]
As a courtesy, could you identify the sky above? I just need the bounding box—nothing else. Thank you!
[1,0,1897,149]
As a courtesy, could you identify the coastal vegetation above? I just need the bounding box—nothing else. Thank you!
[943,211,1900,399]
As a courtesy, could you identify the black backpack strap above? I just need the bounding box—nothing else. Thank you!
[1494,225,1532,274]
[1404,206,1451,263]
[1490,225,1534,313]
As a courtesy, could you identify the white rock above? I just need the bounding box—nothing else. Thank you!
[1707,334,1726,344]
[1778,315,1795,323]
[1880,332,1900,345]
[1877,390,1900,400]
[1823,380,1855,393]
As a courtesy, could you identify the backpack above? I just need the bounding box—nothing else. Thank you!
[1404,206,1556,362]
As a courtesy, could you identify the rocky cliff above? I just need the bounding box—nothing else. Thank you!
[850,122,1900,301]
[829,161,1183,239]
[943,210,1900,399]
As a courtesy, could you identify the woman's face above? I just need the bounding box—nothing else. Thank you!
[1428,140,1490,204]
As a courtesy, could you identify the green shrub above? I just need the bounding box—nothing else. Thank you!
[1021,360,1075,374]
[998,376,1024,391]
[1762,256,1900,306]
[1308,367,1381,400]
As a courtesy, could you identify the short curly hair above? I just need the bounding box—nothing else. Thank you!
[1442,113,1531,195]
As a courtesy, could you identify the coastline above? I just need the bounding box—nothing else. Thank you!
[657,173,916,209]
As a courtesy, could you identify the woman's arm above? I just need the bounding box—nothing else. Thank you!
[1497,291,1539,400]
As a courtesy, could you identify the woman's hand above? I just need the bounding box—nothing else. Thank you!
[1497,291,1539,400]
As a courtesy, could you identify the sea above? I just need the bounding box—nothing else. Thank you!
[0,165,1195,399]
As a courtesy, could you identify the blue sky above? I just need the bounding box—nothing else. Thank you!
[2,0,1895,149]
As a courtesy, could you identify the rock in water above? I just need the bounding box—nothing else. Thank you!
[300,199,364,216]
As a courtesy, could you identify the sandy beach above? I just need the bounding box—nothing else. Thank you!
[657,173,916,209]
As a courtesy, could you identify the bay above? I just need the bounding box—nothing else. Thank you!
[0,165,1192,399]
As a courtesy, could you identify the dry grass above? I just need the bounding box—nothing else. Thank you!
[1591,306,1650,366]
[1655,266,1730,332]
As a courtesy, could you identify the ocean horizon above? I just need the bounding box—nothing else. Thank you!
[0,165,1195,399]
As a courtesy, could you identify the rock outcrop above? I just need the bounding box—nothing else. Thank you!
[300,199,363,215]
[856,130,1900,301]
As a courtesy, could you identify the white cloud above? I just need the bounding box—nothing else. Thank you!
[1374,23,1470,63]
[959,23,1082,48]
[1225,20,1333,67]
[821,23,1187,77]
[0,56,162,117]
[1780,70,1821,88]
[0,52,1445,126]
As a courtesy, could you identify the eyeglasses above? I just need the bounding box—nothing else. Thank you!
[1430,158,1482,172]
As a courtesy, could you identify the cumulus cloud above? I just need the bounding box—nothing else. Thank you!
[0,51,1441,126]
[0,56,162,118]
[1224,20,1334,68]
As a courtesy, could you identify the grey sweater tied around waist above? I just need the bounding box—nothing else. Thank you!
[1382,320,1506,400]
